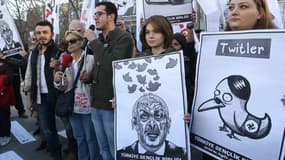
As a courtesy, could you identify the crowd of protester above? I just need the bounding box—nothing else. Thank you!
[0,0,283,160]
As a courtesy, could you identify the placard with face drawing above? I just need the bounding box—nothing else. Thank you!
[113,51,190,160]
[190,30,285,160]
[0,1,22,57]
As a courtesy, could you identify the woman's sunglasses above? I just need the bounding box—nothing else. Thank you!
[66,39,79,44]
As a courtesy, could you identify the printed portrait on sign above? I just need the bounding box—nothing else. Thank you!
[118,93,186,159]
[0,5,22,57]
[114,52,190,160]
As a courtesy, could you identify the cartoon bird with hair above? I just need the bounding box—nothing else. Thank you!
[198,75,271,140]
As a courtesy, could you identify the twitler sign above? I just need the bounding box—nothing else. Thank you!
[190,30,285,160]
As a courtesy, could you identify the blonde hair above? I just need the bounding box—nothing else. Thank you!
[225,0,277,31]
[64,30,83,40]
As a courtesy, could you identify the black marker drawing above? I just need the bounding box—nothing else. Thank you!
[115,54,178,94]
[118,93,186,158]
[0,20,21,56]
[198,75,271,140]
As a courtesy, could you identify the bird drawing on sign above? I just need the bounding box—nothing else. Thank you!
[166,58,177,69]
[146,80,161,92]
[136,63,148,72]
[122,72,132,82]
[198,75,271,140]
[128,84,137,93]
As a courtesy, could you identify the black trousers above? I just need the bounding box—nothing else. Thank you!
[0,107,11,137]
[13,75,25,114]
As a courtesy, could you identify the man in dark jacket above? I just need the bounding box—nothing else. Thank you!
[24,21,61,160]
[82,2,134,160]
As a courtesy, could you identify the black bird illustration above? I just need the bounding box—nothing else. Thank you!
[154,55,165,60]
[128,84,137,93]
[136,63,148,72]
[166,58,177,69]
[147,69,157,76]
[198,75,271,140]
[139,86,145,92]
[153,75,160,81]
[128,62,136,70]
[114,63,122,70]
[146,80,161,92]
[145,58,152,63]
[122,72,132,82]
[136,74,146,85]
[123,61,129,65]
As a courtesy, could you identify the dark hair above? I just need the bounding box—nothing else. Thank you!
[96,1,118,24]
[225,0,277,31]
[173,33,187,49]
[140,15,173,50]
[35,20,53,33]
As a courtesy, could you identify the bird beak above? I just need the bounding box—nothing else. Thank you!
[198,98,225,112]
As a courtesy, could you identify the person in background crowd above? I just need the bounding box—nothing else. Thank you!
[54,30,101,160]
[193,0,278,159]
[172,32,196,112]
[225,0,277,31]
[139,15,174,56]
[194,29,203,41]
[81,2,134,159]
[0,20,28,118]
[0,54,16,146]
[24,21,62,160]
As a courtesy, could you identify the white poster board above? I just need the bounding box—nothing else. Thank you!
[114,51,190,160]
[0,2,22,57]
[190,30,285,160]
[142,0,193,33]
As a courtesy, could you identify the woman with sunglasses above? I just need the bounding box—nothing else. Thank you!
[54,31,101,160]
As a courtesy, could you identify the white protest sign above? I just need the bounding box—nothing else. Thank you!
[0,2,22,57]
[191,30,285,160]
[113,51,190,160]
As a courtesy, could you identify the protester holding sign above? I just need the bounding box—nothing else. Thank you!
[224,0,277,31]
[193,0,279,159]
[139,15,175,56]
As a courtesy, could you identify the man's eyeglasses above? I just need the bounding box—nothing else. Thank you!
[93,11,107,18]
[66,39,79,44]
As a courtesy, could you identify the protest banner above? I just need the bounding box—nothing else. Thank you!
[191,30,285,160]
[113,51,191,160]
[142,0,193,33]
[0,1,22,57]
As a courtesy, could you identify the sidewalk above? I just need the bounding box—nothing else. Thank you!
[0,107,68,160]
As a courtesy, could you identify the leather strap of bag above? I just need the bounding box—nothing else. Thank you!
[72,55,84,89]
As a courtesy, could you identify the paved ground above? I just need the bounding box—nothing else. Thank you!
[0,93,203,160]
[0,107,69,160]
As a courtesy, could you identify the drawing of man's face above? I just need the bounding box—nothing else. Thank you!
[0,21,13,45]
[132,94,171,152]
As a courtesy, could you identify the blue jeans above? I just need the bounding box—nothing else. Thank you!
[91,108,114,160]
[69,113,101,160]
[37,94,61,158]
